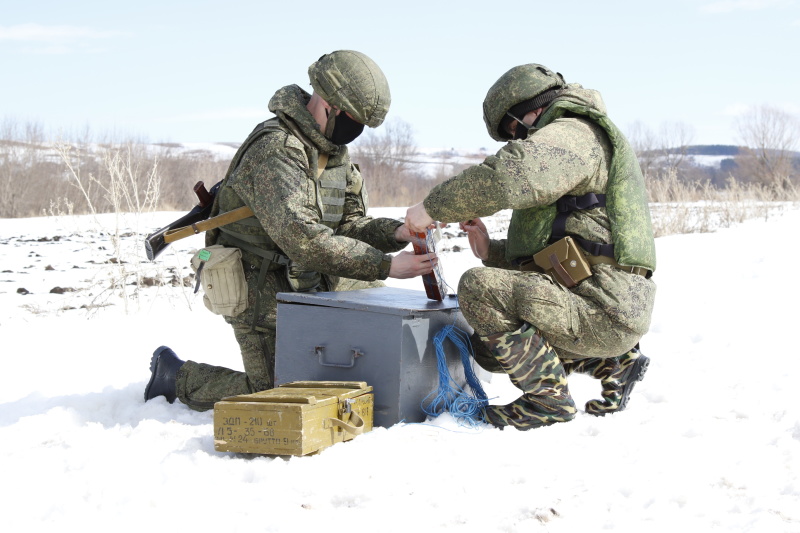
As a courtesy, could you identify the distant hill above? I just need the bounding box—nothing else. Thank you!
[681,145,741,156]
[663,144,800,159]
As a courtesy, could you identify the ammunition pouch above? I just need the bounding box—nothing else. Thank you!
[522,236,592,288]
[519,236,651,287]
[191,245,248,317]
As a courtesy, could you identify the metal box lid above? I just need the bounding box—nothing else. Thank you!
[276,286,460,316]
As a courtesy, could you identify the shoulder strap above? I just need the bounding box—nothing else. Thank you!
[551,192,615,258]
[316,153,329,177]
[164,124,329,245]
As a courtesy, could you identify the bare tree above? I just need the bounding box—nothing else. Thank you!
[627,120,695,180]
[659,121,695,175]
[349,119,419,206]
[628,120,659,178]
[0,118,62,217]
[735,105,800,188]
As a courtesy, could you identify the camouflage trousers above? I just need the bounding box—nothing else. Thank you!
[175,275,383,411]
[458,264,656,360]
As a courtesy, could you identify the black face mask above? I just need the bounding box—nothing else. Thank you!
[326,110,365,145]
[506,112,537,140]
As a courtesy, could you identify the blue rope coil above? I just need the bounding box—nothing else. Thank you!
[421,323,489,427]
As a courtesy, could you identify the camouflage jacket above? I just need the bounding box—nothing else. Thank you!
[423,84,655,272]
[208,84,406,282]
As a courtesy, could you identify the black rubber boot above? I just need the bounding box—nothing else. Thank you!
[144,346,185,403]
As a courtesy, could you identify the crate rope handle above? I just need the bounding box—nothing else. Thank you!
[326,410,365,435]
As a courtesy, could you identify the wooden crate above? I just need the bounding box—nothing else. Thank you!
[213,381,373,456]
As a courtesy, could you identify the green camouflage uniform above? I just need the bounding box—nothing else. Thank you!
[424,82,656,428]
[424,84,656,360]
[175,84,406,410]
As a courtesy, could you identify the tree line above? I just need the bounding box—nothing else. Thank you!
[1,104,798,219]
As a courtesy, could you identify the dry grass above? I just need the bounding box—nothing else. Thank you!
[646,169,799,237]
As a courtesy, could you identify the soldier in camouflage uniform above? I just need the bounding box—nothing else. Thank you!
[405,64,657,430]
[145,50,436,410]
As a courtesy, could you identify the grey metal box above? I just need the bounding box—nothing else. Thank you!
[274,287,472,428]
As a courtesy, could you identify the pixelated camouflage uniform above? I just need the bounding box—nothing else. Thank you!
[425,83,656,357]
[424,83,656,427]
[175,84,406,410]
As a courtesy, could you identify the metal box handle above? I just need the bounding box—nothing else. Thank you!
[314,346,364,368]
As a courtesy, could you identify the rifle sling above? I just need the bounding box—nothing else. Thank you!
[162,152,329,245]
[163,206,254,244]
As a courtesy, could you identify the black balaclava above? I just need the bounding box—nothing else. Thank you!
[500,87,563,140]
[324,109,365,145]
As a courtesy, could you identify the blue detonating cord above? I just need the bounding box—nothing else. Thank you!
[421,323,489,427]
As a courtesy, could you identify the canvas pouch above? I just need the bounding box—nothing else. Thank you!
[191,245,248,316]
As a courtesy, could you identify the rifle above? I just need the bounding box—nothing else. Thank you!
[144,181,221,260]
[145,181,256,260]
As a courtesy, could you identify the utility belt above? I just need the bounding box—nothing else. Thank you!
[517,236,650,288]
[197,227,323,332]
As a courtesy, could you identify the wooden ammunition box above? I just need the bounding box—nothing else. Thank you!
[213,381,373,456]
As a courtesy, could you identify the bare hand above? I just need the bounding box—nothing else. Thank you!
[388,250,438,279]
[405,202,435,234]
[394,223,413,243]
[459,218,490,260]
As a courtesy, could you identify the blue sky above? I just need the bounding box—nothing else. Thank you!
[2,0,798,151]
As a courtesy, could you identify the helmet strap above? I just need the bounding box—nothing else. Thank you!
[506,112,539,140]
[324,107,337,138]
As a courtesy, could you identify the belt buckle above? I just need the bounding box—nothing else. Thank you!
[628,266,648,278]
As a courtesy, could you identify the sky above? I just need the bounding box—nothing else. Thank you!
[1,206,799,531]
[2,0,799,151]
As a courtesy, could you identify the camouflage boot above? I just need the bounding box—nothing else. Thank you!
[480,324,576,430]
[469,332,504,373]
[562,346,650,416]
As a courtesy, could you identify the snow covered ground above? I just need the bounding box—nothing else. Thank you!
[1,205,799,532]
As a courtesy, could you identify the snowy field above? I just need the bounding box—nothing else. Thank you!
[1,205,799,532]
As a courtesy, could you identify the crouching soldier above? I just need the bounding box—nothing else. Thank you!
[405,64,656,430]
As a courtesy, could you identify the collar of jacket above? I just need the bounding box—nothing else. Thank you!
[268,84,340,156]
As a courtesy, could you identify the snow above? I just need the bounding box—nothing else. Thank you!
[689,154,734,168]
[1,206,799,532]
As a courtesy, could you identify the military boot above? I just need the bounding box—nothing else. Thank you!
[562,346,650,416]
[480,324,576,430]
[144,346,185,403]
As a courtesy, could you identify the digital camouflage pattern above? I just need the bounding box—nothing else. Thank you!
[176,326,274,411]
[425,83,655,271]
[535,94,657,271]
[481,324,576,430]
[482,63,565,142]
[308,50,391,128]
[458,264,655,359]
[175,82,405,410]
[423,75,656,428]
[562,346,650,416]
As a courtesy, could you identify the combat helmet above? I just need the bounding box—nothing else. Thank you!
[308,50,391,128]
[483,64,565,141]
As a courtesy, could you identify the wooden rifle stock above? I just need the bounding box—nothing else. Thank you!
[144,180,221,260]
